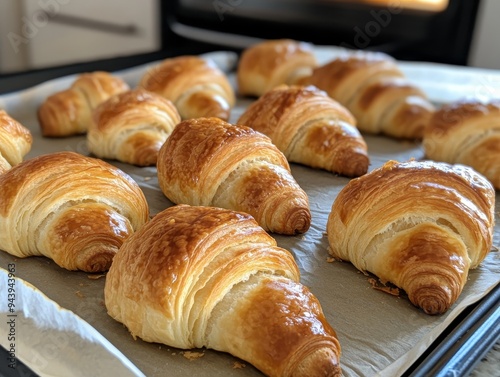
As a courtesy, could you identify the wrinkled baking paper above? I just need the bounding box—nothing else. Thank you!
[0,49,499,377]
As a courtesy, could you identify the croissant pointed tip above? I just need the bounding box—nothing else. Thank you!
[179,92,232,121]
[410,285,454,315]
[210,108,231,122]
[266,201,311,235]
[343,152,370,177]
[339,151,369,178]
[77,250,116,273]
[291,346,342,377]
[287,208,312,235]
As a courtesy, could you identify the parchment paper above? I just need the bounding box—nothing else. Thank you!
[0,49,499,377]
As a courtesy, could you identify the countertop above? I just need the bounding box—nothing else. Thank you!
[471,344,500,377]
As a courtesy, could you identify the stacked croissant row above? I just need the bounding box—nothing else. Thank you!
[0,37,497,377]
[237,38,497,307]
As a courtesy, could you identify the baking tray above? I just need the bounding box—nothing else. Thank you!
[0,49,499,377]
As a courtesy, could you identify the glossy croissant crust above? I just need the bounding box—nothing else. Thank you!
[37,71,130,137]
[423,99,500,189]
[237,39,318,97]
[139,55,235,121]
[327,160,495,315]
[0,151,149,272]
[302,50,435,139]
[87,88,181,166]
[157,117,311,235]
[0,110,32,175]
[105,204,342,377]
[238,85,369,177]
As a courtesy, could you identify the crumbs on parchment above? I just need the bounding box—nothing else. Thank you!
[368,278,400,296]
[182,351,205,360]
[233,361,246,369]
[326,254,343,263]
[87,274,105,280]
[75,290,85,298]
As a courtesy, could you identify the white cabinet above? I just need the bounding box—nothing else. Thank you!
[1,0,160,72]
[469,0,500,69]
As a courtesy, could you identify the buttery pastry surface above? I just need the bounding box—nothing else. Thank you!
[87,88,181,166]
[237,39,318,97]
[303,50,435,139]
[139,55,235,121]
[237,85,369,177]
[0,110,32,174]
[37,71,129,137]
[423,99,500,189]
[105,204,342,377]
[156,117,311,235]
[327,159,495,315]
[0,151,149,272]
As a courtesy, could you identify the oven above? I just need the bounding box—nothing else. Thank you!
[0,0,493,94]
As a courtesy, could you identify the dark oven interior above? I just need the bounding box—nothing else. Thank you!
[162,0,480,66]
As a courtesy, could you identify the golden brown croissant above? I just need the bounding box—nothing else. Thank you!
[105,204,342,377]
[156,117,311,235]
[87,88,181,166]
[0,110,32,174]
[423,100,500,189]
[37,71,130,137]
[0,151,149,272]
[138,56,235,121]
[237,85,369,177]
[327,159,495,315]
[237,39,318,97]
[303,50,435,139]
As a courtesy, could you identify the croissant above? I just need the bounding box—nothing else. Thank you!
[87,88,181,166]
[327,159,495,315]
[302,50,435,139]
[423,100,500,189]
[138,56,235,121]
[37,71,130,137]
[0,151,149,272]
[237,39,318,97]
[156,117,311,235]
[237,85,369,177]
[105,204,342,377]
[0,110,32,175]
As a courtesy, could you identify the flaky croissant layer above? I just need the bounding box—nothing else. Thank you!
[139,55,235,121]
[237,39,318,97]
[303,50,435,139]
[0,110,32,175]
[157,117,311,235]
[238,85,369,177]
[105,204,342,377]
[87,88,181,166]
[37,71,130,137]
[0,152,149,272]
[327,160,495,315]
[423,100,500,189]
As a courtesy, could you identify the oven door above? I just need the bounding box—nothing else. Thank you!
[163,0,479,66]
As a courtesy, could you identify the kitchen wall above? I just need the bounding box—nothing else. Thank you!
[0,1,27,72]
[0,0,160,74]
[468,0,500,69]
